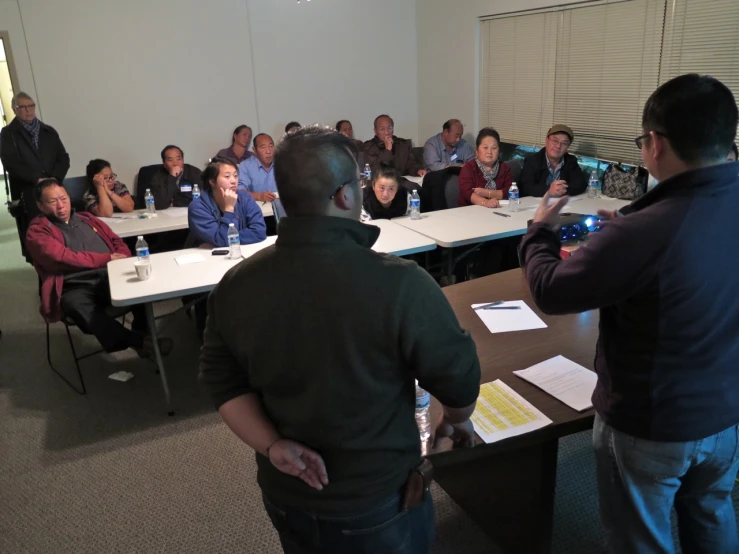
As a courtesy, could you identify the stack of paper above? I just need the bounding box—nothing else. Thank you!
[513,355,597,411]
[470,380,552,444]
[472,300,547,334]
[175,253,205,266]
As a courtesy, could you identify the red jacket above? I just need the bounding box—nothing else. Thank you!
[458,159,513,207]
[25,212,130,323]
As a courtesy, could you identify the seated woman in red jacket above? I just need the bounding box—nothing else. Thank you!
[458,127,512,208]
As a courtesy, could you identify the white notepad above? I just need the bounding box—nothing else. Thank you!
[472,301,547,334]
[175,254,205,266]
[513,355,597,412]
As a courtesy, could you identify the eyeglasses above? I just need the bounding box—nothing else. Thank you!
[634,131,667,149]
[103,173,117,182]
[377,126,394,133]
[15,103,35,111]
[548,137,570,149]
[329,179,359,199]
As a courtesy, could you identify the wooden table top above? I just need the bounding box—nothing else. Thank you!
[430,269,599,465]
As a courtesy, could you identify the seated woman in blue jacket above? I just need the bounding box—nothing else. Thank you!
[187,157,267,247]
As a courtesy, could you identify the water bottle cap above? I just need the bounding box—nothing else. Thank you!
[229,223,235,227]
[137,235,143,240]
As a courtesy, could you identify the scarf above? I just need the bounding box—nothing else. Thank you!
[475,158,500,190]
[19,117,41,149]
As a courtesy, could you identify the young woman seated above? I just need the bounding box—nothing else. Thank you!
[362,164,409,220]
[82,159,135,217]
[458,127,512,207]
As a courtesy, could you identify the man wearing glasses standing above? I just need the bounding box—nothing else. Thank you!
[518,124,586,198]
[0,92,70,218]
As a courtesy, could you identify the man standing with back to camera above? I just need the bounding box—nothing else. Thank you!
[520,74,739,553]
[199,126,480,553]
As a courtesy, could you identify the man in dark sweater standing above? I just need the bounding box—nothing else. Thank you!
[519,74,739,553]
[199,126,480,554]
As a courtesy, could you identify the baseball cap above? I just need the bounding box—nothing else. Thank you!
[547,124,574,142]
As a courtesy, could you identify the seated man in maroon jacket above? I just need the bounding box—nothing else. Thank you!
[25,178,171,357]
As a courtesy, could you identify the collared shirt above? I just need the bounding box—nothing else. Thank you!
[52,212,110,289]
[237,155,277,193]
[82,181,131,212]
[545,155,564,186]
[422,133,475,171]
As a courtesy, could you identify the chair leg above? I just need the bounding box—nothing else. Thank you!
[46,322,87,395]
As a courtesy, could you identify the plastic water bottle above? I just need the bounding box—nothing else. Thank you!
[363,164,372,188]
[410,189,421,220]
[227,223,241,259]
[135,236,150,262]
[415,380,431,445]
[144,188,156,215]
[588,171,599,199]
[192,184,200,200]
[508,182,520,212]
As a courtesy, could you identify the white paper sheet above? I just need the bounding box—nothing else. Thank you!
[472,300,547,334]
[403,175,425,186]
[471,379,552,444]
[175,254,205,266]
[513,355,597,412]
[159,207,189,218]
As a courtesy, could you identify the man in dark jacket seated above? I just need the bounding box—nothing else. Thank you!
[25,178,172,358]
[363,114,427,182]
[149,145,202,210]
[518,124,586,197]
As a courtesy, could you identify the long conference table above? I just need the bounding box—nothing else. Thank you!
[431,269,599,554]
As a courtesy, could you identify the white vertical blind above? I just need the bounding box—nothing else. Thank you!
[552,0,666,164]
[660,0,739,140]
[479,11,559,147]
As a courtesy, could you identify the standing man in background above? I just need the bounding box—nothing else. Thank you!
[423,119,475,171]
[518,124,586,197]
[0,92,70,218]
[519,74,739,553]
[200,126,480,554]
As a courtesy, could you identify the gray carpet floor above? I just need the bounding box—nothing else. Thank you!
[0,196,736,554]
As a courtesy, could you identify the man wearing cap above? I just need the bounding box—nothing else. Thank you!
[519,124,587,197]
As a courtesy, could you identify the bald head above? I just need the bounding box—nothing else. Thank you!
[442,119,464,149]
[274,125,360,218]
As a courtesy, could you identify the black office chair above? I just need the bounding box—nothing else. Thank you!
[134,164,161,209]
[62,176,90,213]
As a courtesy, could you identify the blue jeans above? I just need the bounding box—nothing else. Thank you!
[262,492,434,554]
[593,414,739,554]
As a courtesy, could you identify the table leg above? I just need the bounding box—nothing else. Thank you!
[145,302,174,416]
[446,249,455,284]
[433,439,559,554]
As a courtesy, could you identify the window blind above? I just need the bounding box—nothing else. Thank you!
[479,11,559,147]
[552,0,666,164]
[660,0,739,141]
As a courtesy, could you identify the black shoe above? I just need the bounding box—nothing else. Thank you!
[135,337,174,359]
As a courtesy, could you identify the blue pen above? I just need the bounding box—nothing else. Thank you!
[473,301,503,310]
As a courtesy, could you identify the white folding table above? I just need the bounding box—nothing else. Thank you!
[107,220,435,413]
[99,203,275,239]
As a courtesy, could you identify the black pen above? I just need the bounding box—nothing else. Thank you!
[493,212,511,218]
[483,306,521,310]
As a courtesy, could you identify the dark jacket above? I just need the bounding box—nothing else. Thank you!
[0,117,70,208]
[199,216,480,512]
[458,159,513,206]
[363,136,421,177]
[518,148,586,197]
[25,211,129,323]
[363,186,408,220]
[148,164,202,210]
[519,161,739,442]
[187,189,266,247]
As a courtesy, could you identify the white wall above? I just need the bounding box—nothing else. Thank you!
[247,0,418,144]
[416,0,586,145]
[0,0,419,190]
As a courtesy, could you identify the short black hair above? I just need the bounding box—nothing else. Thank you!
[285,121,301,133]
[274,125,357,217]
[642,74,738,164]
[34,177,64,203]
[201,157,238,193]
[372,163,400,186]
[476,127,501,148]
[231,125,252,144]
[85,159,111,185]
[161,145,184,162]
[253,133,273,149]
[335,119,350,131]
[373,114,394,129]
[443,119,462,132]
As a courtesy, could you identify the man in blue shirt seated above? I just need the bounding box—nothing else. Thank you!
[423,119,475,171]
[238,133,277,203]
[188,157,267,248]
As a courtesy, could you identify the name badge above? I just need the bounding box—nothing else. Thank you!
[450,153,459,163]
[180,183,193,193]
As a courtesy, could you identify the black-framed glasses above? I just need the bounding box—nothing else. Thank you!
[634,131,667,149]
[329,179,359,200]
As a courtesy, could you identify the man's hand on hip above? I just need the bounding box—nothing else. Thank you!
[268,439,329,491]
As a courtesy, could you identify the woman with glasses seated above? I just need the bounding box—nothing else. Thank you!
[362,164,408,220]
[458,127,512,208]
[82,159,134,217]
